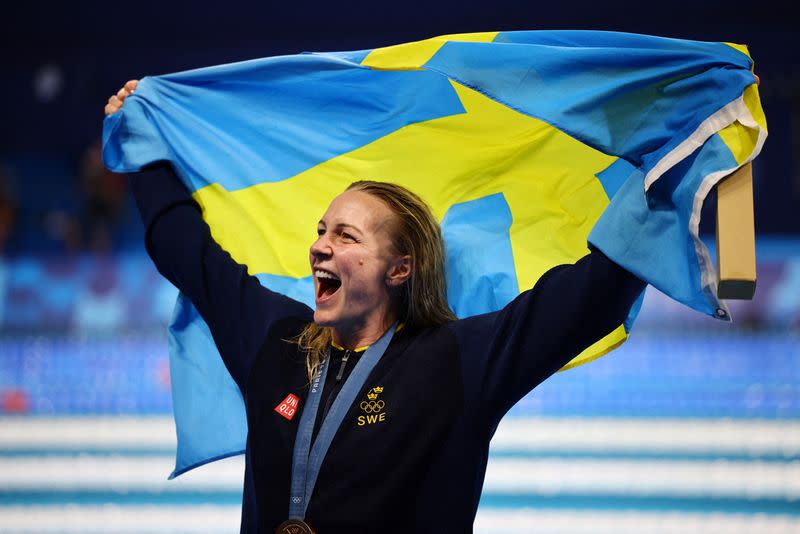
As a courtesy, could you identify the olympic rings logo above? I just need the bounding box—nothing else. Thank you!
[360,400,385,413]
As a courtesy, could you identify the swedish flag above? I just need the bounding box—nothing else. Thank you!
[103,30,766,477]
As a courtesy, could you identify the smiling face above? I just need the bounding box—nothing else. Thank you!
[309,190,411,347]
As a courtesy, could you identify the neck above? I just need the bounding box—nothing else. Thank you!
[331,313,396,350]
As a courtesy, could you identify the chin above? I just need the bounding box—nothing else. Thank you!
[313,308,338,327]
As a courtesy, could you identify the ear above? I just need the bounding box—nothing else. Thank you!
[385,255,413,287]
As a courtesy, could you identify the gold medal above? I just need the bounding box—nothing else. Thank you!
[275,519,316,534]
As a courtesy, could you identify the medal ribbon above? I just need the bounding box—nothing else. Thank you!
[288,323,396,520]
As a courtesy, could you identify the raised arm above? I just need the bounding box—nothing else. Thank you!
[107,82,312,390]
[131,164,312,389]
[449,247,645,426]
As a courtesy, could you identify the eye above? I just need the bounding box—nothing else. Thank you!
[340,232,356,243]
[317,228,325,236]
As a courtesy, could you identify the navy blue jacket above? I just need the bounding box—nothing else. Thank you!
[131,164,645,533]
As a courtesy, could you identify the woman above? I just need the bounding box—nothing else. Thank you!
[106,81,645,533]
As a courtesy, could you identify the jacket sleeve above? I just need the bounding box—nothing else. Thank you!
[448,247,645,426]
[129,163,313,390]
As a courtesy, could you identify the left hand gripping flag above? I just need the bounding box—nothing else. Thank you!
[103,30,766,477]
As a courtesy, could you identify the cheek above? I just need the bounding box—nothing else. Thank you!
[344,258,385,295]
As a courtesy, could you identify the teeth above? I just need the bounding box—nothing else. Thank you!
[315,270,340,281]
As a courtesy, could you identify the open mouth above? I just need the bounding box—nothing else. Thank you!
[315,269,342,301]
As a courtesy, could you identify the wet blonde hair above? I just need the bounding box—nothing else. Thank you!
[295,181,455,381]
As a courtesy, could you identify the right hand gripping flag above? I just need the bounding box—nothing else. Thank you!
[103,30,766,477]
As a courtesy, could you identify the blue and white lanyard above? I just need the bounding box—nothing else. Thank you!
[288,323,396,519]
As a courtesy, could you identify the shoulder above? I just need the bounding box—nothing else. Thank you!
[246,315,312,390]
[259,315,310,358]
[403,321,461,352]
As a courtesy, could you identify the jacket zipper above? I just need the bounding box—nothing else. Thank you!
[335,350,351,382]
[320,350,351,424]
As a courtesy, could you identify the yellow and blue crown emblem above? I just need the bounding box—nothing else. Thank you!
[366,387,384,400]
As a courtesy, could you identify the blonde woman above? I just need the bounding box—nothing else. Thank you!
[107,81,644,534]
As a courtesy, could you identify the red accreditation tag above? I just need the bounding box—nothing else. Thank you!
[274,393,300,421]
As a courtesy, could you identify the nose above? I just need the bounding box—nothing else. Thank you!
[309,233,332,262]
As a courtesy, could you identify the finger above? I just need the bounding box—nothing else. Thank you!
[125,79,139,92]
[105,96,121,115]
[754,73,760,86]
[117,87,129,100]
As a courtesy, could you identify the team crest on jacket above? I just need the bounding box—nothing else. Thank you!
[358,387,386,427]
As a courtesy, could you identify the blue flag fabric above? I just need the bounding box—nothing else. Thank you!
[103,30,766,477]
